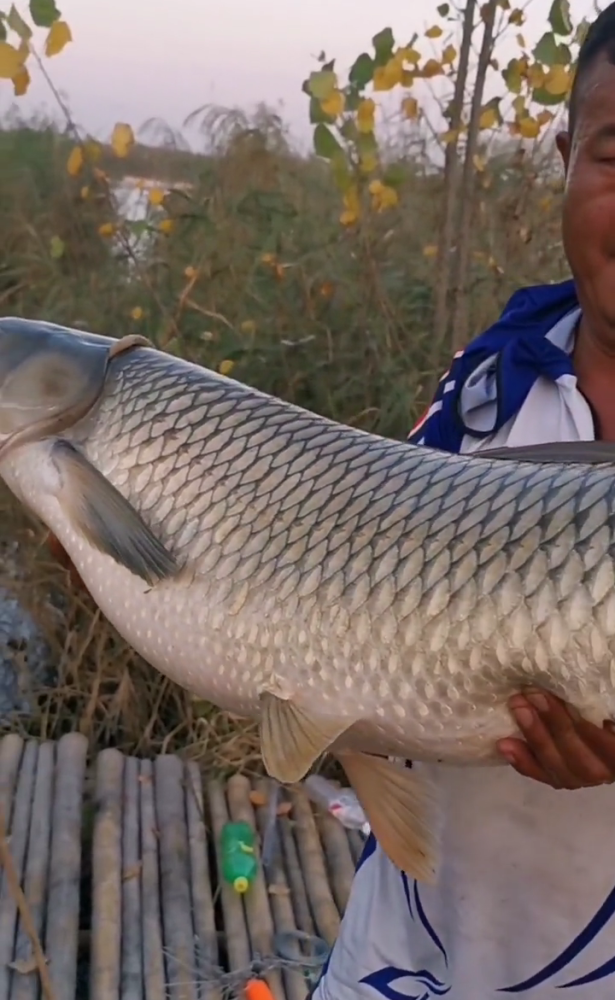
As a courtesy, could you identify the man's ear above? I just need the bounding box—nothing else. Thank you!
[556,129,571,173]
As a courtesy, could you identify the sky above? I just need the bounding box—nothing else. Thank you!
[0,0,600,151]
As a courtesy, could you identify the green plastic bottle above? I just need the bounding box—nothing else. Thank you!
[220,821,258,894]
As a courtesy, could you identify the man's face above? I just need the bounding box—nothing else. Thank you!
[557,53,615,340]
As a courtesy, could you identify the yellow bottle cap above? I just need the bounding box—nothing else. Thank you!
[233,876,249,894]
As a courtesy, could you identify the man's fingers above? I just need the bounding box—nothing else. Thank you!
[497,736,563,787]
[507,691,615,788]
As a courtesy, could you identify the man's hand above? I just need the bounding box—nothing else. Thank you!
[497,690,615,789]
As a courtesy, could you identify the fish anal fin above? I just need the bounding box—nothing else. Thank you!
[51,438,179,587]
[338,750,438,884]
[259,692,350,784]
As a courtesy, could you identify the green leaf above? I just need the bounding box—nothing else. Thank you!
[28,0,60,27]
[49,235,65,259]
[437,3,450,15]
[372,26,395,67]
[548,0,572,36]
[344,87,361,112]
[349,52,374,88]
[502,59,523,94]
[309,96,335,124]
[572,17,590,46]
[313,123,343,160]
[307,69,337,100]
[533,31,570,66]
[331,155,353,191]
[532,85,568,107]
[356,130,378,157]
[0,15,6,42]
[382,163,407,188]
[7,4,31,38]
[339,118,359,142]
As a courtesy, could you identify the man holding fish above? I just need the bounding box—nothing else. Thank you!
[313,4,615,999]
[1,5,615,1000]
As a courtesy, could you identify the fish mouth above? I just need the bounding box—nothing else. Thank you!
[0,317,150,459]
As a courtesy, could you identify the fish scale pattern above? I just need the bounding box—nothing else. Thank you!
[62,346,615,761]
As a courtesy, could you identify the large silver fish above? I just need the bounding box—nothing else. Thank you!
[1,316,614,882]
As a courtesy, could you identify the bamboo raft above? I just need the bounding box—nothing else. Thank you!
[0,734,366,1000]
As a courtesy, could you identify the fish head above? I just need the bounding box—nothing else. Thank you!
[0,317,151,458]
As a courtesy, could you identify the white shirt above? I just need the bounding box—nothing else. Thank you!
[314,309,615,999]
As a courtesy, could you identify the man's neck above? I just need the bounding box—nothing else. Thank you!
[573,317,615,441]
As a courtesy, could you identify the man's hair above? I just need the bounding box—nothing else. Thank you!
[569,1,615,132]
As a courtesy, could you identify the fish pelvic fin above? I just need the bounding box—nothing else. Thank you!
[337,751,438,884]
[259,692,351,784]
[51,438,179,587]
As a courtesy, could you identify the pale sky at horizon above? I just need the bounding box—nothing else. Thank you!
[0,0,599,151]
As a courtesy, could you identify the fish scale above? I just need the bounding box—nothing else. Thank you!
[1,316,615,881]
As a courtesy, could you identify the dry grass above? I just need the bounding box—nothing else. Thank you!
[0,106,572,769]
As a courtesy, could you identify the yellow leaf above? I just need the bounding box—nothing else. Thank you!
[66,145,84,177]
[373,57,403,91]
[527,63,545,89]
[340,185,361,225]
[369,180,398,212]
[423,244,438,258]
[219,359,235,376]
[512,95,526,115]
[479,106,498,130]
[98,222,117,238]
[473,153,487,172]
[0,42,25,79]
[111,122,135,159]
[399,46,421,64]
[260,252,276,265]
[440,128,460,145]
[516,33,526,48]
[80,185,89,199]
[12,65,29,96]
[130,306,144,321]
[45,20,72,58]
[158,218,175,234]
[321,89,345,118]
[359,151,379,174]
[400,69,415,86]
[148,187,165,206]
[240,319,256,335]
[420,59,444,78]
[539,196,553,212]
[402,96,419,120]
[442,44,456,65]
[518,116,540,139]
[357,98,376,133]
[544,64,572,96]
[508,7,524,25]
[425,25,443,38]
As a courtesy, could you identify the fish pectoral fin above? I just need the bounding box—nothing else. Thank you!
[259,692,351,784]
[338,751,438,884]
[51,438,179,587]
